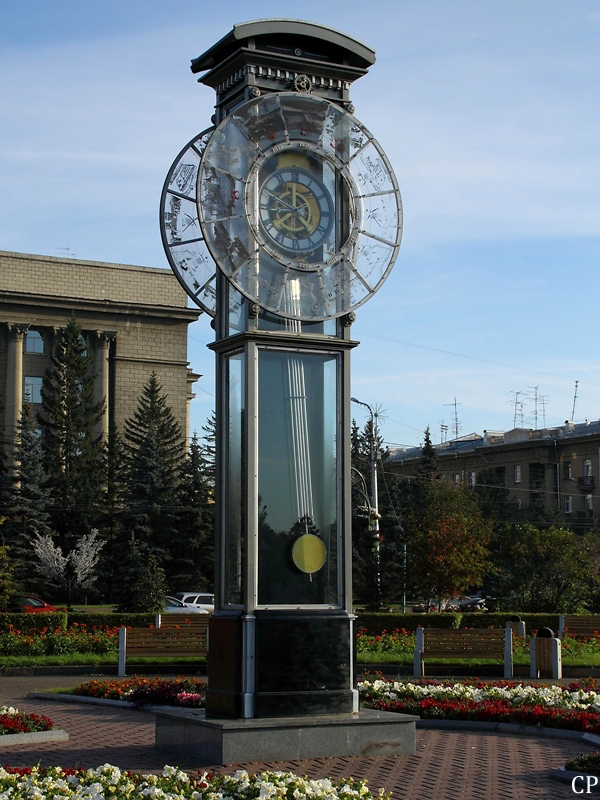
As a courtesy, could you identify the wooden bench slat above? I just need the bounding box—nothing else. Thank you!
[414,626,513,679]
[561,615,600,637]
[118,624,208,675]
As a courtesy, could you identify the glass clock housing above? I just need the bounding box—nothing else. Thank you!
[196,93,402,321]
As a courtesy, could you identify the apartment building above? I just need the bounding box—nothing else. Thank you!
[389,421,600,523]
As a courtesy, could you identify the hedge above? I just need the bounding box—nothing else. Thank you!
[0,612,68,632]
[66,612,155,628]
[0,612,154,632]
[0,611,569,637]
[356,612,561,635]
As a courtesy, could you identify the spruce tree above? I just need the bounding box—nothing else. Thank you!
[113,537,168,613]
[0,396,10,528]
[173,432,215,589]
[3,405,52,582]
[39,318,105,545]
[200,411,216,486]
[120,372,184,583]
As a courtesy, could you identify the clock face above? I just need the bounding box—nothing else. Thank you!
[258,162,334,255]
[196,92,402,321]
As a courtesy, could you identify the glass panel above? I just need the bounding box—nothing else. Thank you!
[203,120,257,180]
[224,352,245,605]
[227,282,248,336]
[280,93,328,143]
[322,107,369,163]
[359,191,401,247]
[257,349,339,605]
[233,93,287,150]
[198,168,245,221]
[167,151,201,199]
[169,239,216,307]
[163,195,201,245]
[204,218,256,274]
[348,141,396,195]
[351,232,396,294]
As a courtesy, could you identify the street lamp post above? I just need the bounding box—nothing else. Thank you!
[351,397,381,609]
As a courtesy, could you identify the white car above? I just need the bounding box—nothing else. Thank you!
[164,596,209,614]
[173,592,214,613]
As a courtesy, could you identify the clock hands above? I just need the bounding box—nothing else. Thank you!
[264,185,316,237]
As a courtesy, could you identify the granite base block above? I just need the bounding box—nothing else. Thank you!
[155,708,417,765]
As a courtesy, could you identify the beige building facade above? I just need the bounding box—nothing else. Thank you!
[390,421,600,525]
[1,250,200,463]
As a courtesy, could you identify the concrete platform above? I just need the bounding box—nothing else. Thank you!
[154,707,418,765]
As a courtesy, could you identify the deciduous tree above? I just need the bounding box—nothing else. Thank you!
[407,480,492,610]
[31,529,104,607]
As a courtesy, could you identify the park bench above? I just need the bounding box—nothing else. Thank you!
[118,614,209,676]
[413,627,513,678]
[558,615,600,639]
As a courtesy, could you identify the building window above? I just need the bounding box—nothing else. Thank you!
[563,461,572,479]
[24,376,43,404]
[584,459,593,478]
[468,471,476,489]
[25,330,44,354]
[586,494,594,511]
[514,465,521,484]
[452,473,460,485]
[564,495,572,514]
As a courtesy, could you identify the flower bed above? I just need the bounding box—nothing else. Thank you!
[74,675,600,734]
[0,705,53,735]
[359,677,600,732]
[0,765,388,800]
[74,676,205,707]
[566,752,600,777]
[0,622,119,656]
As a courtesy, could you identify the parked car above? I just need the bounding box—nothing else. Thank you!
[164,596,209,614]
[173,592,214,613]
[10,595,59,613]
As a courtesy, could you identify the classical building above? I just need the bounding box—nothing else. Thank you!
[389,420,600,524]
[0,250,200,465]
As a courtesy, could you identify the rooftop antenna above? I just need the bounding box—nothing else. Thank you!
[529,386,539,430]
[439,421,448,443]
[510,390,523,428]
[56,247,76,258]
[539,395,549,429]
[571,380,579,422]
[445,398,461,439]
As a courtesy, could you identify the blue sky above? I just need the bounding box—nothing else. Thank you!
[2,1,600,449]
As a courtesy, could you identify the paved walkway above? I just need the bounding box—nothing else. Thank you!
[0,675,593,799]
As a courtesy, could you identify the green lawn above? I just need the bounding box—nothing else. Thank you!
[0,653,206,668]
[2,650,600,669]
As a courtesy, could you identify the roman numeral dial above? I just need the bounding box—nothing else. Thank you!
[259,165,334,255]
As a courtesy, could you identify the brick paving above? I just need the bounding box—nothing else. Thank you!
[0,675,594,799]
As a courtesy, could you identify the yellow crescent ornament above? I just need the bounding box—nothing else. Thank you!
[291,533,327,575]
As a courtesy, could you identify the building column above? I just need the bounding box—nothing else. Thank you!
[185,367,201,447]
[4,323,29,469]
[94,332,115,442]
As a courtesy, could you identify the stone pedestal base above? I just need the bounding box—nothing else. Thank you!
[155,708,417,765]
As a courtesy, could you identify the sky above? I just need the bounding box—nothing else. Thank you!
[2,1,600,451]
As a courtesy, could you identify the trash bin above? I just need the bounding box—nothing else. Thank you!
[530,628,562,679]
